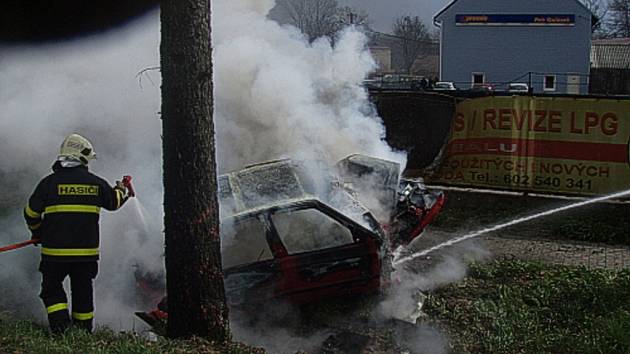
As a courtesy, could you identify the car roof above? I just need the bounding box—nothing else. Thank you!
[218,158,375,230]
[219,159,308,218]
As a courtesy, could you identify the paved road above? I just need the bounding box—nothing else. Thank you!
[400,228,630,271]
[482,235,630,270]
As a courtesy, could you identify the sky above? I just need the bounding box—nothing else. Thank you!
[336,0,452,33]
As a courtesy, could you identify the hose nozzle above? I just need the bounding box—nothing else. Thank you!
[122,175,136,197]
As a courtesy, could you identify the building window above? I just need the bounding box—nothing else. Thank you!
[472,72,484,87]
[544,75,556,91]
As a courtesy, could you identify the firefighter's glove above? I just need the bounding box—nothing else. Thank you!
[30,230,41,246]
[115,180,128,197]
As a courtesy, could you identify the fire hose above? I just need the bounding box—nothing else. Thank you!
[1,175,135,254]
[0,239,39,253]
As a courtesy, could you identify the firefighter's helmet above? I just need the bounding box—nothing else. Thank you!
[59,133,97,165]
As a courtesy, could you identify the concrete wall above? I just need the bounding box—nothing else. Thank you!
[371,91,456,170]
[435,0,592,94]
[369,47,392,73]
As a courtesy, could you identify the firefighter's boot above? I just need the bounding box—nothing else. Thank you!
[47,306,71,334]
[73,317,93,333]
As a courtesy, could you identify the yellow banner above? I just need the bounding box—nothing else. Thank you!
[429,96,630,195]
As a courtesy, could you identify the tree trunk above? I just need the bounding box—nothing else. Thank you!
[160,0,229,340]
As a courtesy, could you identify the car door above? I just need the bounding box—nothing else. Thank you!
[221,213,284,306]
[267,202,382,303]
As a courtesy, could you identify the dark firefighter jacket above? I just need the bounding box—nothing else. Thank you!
[23,161,125,262]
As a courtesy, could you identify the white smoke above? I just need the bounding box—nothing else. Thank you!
[376,233,491,354]
[0,0,405,333]
[213,0,405,171]
[229,302,331,354]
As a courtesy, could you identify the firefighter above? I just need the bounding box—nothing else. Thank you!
[23,133,130,333]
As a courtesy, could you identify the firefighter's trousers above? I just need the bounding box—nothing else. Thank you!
[39,261,98,333]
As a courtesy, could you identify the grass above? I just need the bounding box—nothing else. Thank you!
[0,315,263,354]
[424,260,630,354]
[2,263,629,354]
[431,190,630,245]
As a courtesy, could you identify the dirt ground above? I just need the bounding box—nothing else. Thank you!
[404,188,630,271]
[482,234,630,270]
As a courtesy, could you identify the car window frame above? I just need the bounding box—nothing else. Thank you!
[267,200,375,257]
[220,213,277,269]
[223,199,381,259]
[269,208,355,255]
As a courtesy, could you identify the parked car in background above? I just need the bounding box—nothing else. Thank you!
[362,78,382,90]
[507,83,529,93]
[432,81,457,91]
[410,77,430,91]
[470,83,494,92]
[381,74,426,90]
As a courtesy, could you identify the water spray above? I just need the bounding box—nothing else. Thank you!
[393,189,630,267]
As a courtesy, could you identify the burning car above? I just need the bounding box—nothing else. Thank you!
[136,154,444,328]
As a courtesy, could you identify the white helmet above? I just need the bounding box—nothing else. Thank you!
[59,133,97,165]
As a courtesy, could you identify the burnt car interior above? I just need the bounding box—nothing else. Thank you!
[221,199,383,305]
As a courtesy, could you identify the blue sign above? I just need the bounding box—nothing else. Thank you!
[456,14,575,26]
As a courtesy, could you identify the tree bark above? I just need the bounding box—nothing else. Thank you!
[160,0,229,340]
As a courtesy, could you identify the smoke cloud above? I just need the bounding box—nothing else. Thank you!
[376,233,491,353]
[213,0,404,171]
[0,12,163,328]
[0,0,404,333]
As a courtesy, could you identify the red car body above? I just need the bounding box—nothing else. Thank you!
[136,155,444,326]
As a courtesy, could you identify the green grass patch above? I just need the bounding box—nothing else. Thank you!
[0,314,263,354]
[424,260,630,354]
[432,191,630,245]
